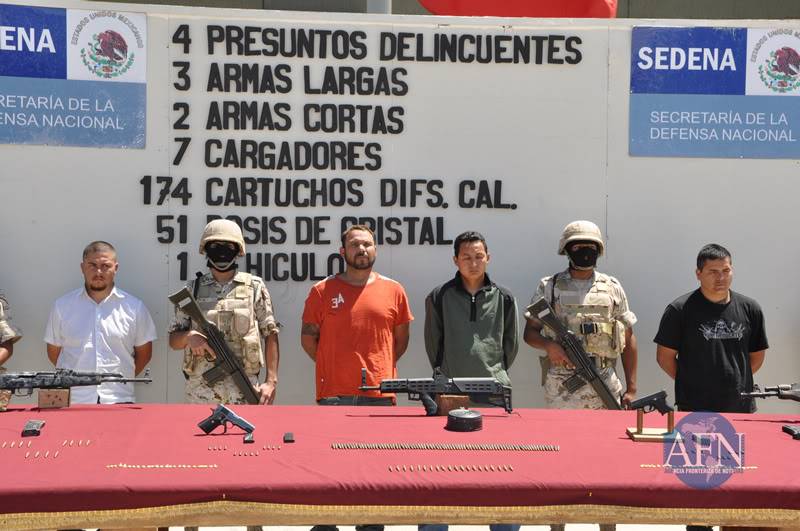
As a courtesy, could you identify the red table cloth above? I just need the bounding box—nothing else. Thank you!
[0,404,797,529]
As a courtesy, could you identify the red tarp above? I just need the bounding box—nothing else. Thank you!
[0,404,796,514]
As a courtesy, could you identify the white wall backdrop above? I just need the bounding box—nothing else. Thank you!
[2,1,797,413]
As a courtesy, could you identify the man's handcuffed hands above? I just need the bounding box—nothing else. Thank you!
[258,381,277,405]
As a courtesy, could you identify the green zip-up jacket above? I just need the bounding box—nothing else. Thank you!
[425,272,518,386]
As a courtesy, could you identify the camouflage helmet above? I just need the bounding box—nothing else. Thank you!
[199,219,245,256]
[557,220,604,256]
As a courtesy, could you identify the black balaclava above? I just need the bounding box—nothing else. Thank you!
[205,242,239,272]
[567,243,599,270]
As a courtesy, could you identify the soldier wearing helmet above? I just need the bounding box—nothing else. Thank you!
[525,221,638,404]
[524,221,638,531]
[169,219,280,405]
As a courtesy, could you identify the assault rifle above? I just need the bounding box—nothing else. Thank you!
[0,369,151,395]
[358,367,512,415]
[526,298,622,410]
[169,287,260,405]
[742,383,800,403]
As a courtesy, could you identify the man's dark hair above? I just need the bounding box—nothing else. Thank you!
[82,241,116,260]
[696,243,731,270]
[341,224,375,248]
[453,231,488,256]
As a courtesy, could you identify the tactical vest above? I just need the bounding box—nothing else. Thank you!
[544,272,626,358]
[183,272,264,376]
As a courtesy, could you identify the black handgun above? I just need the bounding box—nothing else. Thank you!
[629,390,673,414]
[197,404,255,435]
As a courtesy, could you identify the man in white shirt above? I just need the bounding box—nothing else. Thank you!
[44,241,157,404]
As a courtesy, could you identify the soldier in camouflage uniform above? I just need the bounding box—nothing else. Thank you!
[169,219,280,405]
[0,293,22,366]
[523,221,638,531]
[0,293,23,409]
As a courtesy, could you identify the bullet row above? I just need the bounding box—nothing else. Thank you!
[61,440,91,447]
[2,441,32,449]
[388,464,514,472]
[233,450,260,456]
[105,463,219,469]
[208,445,281,452]
[24,450,58,459]
[332,443,559,452]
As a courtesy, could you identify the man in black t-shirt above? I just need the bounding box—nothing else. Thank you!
[654,243,768,413]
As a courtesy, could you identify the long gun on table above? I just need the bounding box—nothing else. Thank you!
[0,369,151,395]
[741,383,800,403]
[169,287,260,405]
[526,298,622,410]
[358,367,512,416]
[0,369,151,410]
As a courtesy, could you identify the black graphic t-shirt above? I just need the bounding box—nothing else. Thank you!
[654,289,768,413]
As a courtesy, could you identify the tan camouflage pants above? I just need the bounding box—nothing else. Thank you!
[0,390,10,411]
[184,373,259,405]
[544,366,623,410]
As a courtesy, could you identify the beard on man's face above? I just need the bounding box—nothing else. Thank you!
[87,280,110,291]
[345,252,375,270]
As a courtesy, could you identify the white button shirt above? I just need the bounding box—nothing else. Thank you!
[44,286,157,404]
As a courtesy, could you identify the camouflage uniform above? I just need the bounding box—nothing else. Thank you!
[0,293,23,409]
[169,272,279,404]
[0,293,22,349]
[532,270,636,409]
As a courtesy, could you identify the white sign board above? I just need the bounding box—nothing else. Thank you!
[1,1,797,413]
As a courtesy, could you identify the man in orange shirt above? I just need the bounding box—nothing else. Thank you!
[301,224,413,407]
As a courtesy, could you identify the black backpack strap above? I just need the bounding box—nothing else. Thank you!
[192,271,204,298]
[549,271,560,305]
[431,285,446,369]
[500,288,515,371]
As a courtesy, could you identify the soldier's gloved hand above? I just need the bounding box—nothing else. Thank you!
[186,331,216,360]
[258,380,276,405]
[545,341,573,370]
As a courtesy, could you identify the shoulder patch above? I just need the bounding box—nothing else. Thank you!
[594,272,620,285]
[234,271,253,286]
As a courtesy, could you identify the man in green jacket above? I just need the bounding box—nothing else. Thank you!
[421,230,519,531]
[425,230,518,393]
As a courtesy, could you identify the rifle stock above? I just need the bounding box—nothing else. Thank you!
[169,287,261,405]
[527,298,622,410]
[168,288,210,327]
